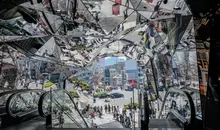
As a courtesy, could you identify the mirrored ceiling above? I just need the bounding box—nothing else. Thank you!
[0,0,194,68]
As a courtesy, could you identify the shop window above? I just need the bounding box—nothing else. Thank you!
[201,52,207,59]
[203,62,208,69]
[205,73,208,82]
[197,52,201,59]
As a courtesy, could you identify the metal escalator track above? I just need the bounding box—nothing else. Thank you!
[38,89,90,128]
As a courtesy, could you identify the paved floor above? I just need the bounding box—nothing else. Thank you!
[99,121,124,128]
[0,116,45,130]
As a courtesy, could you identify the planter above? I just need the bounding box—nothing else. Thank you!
[43,82,54,88]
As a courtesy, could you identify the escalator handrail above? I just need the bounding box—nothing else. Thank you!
[0,89,26,107]
[52,89,89,128]
[158,87,196,124]
[52,95,83,128]
[38,89,89,128]
[38,92,48,117]
[0,89,26,97]
[39,91,82,128]
[6,89,44,118]
[0,89,30,116]
[167,109,188,124]
[61,90,89,128]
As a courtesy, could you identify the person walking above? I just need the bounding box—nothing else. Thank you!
[108,104,111,113]
[93,97,96,103]
[105,104,107,113]
[100,106,103,114]
[117,106,120,114]
[58,111,64,128]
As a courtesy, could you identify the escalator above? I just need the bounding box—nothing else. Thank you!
[0,89,44,128]
[38,89,91,128]
[0,90,27,117]
[0,87,200,130]
[38,88,199,130]
[149,87,202,129]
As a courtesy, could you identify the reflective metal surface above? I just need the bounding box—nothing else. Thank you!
[159,87,195,123]
[6,89,44,118]
[38,89,91,128]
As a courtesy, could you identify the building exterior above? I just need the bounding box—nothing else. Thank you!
[104,69,110,85]
[105,61,125,70]
[111,74,123,87]
[73,68,93,87]
[109,68,117,77]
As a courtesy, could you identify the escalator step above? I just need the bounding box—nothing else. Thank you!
[149,119,184,128]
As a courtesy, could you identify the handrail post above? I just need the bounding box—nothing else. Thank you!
[50,87,53,128]
[143,91,149,130]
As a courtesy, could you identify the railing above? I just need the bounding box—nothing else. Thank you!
[38,89,90,128]
[158,87,196,125]
[0,90,28,115]
[38,92,50,117]
[5,89,44,118]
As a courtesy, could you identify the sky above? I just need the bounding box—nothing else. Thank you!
[104,57,126,66]
[96,57,137,70]
[125,59,137,70]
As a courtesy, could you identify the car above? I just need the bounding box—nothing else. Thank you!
[110,93,124,99]
[125,86,133,91]
[99,93,110,99]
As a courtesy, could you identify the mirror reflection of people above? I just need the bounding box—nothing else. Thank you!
[170,100,177,110]
[93,97,96,103]
[58,111,64,128]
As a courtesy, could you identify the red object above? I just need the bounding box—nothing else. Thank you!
[146,0,153,3]
[115,0,121,4]
[90,112,95,118]
[128,79,137,86]
[47,67,56,70]
[75,0,78,8]
[112,4,120,15]
[1,64,16,70]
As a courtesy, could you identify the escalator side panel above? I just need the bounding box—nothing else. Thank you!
[38,90,90,128]
[38,92,49,117]
[4,89,44,122]
[158,88,196,129]
[0,89,29,116]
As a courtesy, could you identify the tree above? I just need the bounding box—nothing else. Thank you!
[176,51,198,85]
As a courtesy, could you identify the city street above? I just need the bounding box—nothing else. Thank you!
[92,89,140,128]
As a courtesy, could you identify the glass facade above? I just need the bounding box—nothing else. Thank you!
[1,0,219,129]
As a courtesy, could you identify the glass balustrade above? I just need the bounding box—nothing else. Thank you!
[7,90,44,118]
[39,89,91,128]
[159,88,195,123]
[0,94,13,106]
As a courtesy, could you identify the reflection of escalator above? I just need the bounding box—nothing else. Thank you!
[0,90,25,117]
[38,89,90,128]
[0,89,44,127]
[149,87,202,129]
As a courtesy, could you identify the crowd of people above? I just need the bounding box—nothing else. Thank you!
[81,104,132,128]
